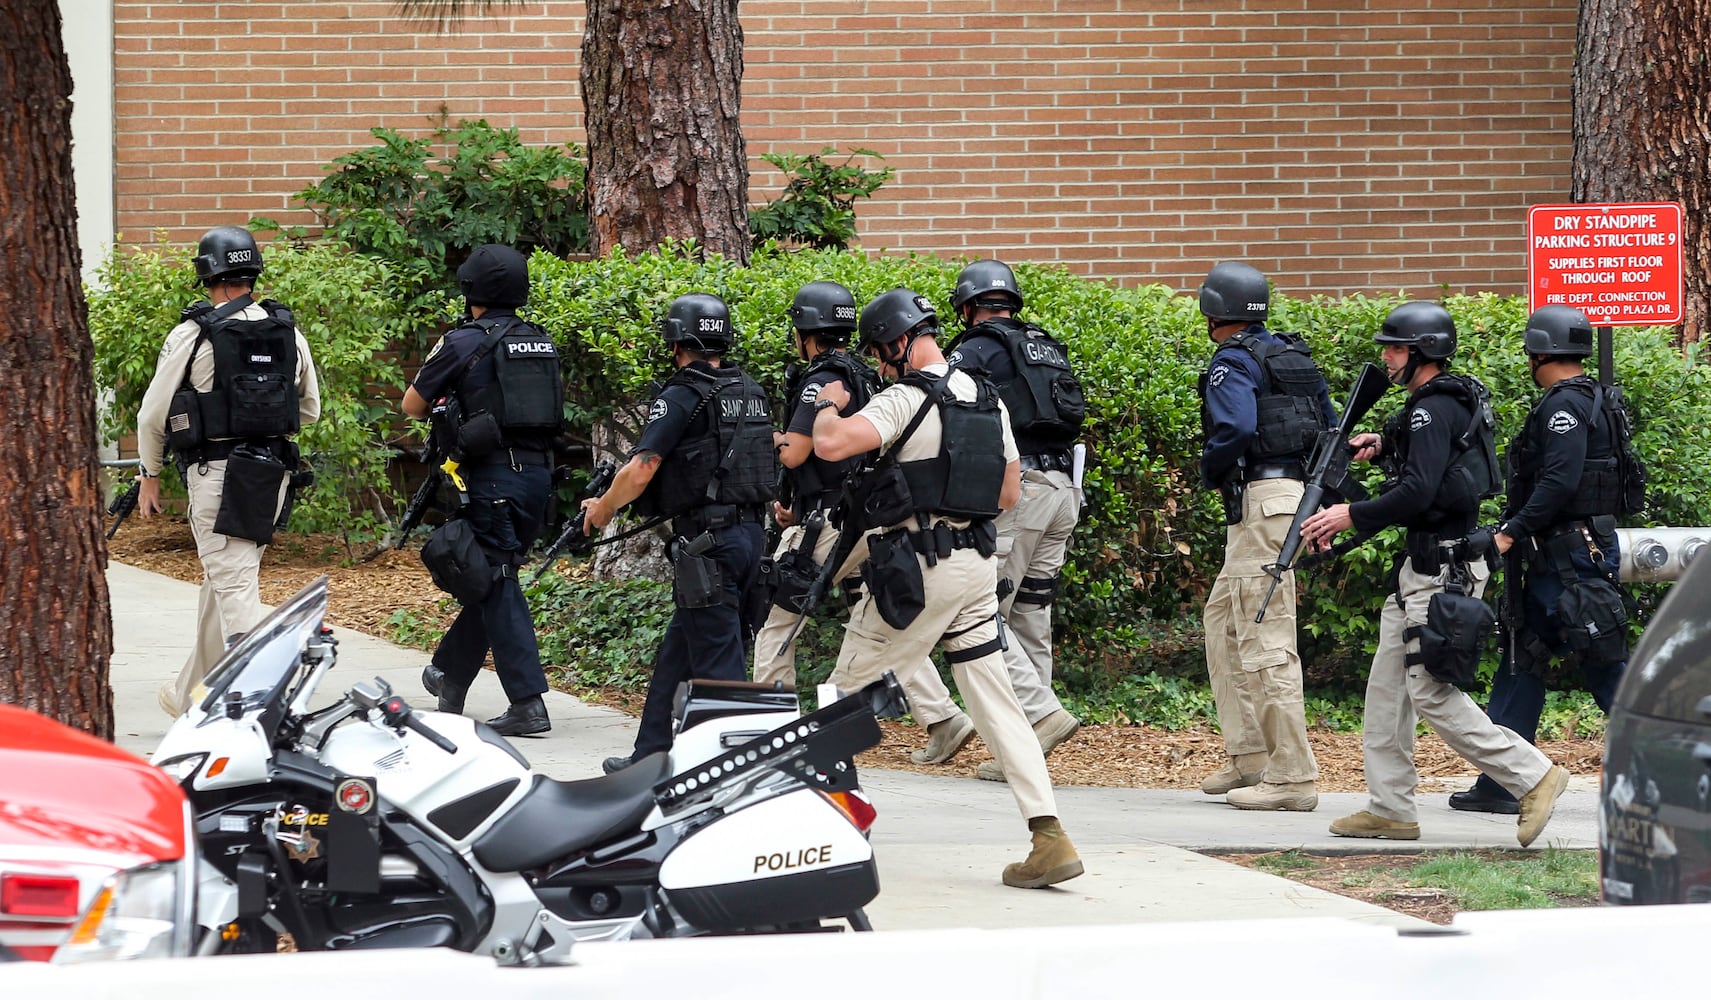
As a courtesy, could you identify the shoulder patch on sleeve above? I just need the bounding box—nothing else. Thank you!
[1409,407,1433,431]
[648,398,670,423]
[1208,363,1231,387]
[947,349,965,367]
[1547,409,1580,434]
[800,381,824,405]
[424,336,446,362]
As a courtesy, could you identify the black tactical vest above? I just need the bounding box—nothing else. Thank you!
[456,316,564,449]
[897,372,1007,521]
[1382,373,1500,530]
[1507,375,1633,521]
[959,318,1085,458]
[189,300,300,441]
[785,349,881,513]
[1198,330,1329,466]
[638,364,778,519]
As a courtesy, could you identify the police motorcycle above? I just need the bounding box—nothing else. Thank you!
[153,576,901,963]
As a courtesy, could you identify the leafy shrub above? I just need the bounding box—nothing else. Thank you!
[88,234,436,538]
[256,117,590,296]
[748,147,893,250]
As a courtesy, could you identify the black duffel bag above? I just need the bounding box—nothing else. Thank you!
[1409,591,1497,690]
[421,518,497,606]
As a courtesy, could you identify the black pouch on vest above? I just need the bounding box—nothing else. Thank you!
[421,518,496,605]
[1556,576,1628,665]
[227,373,294,438]
[166,388,205,454]
[770,545,820,613]
[672,531,723,610]
[860,464,913,527]
[1409,592,1496,690]
[861,529,925,630]
[213,444,287,545]
[457,411,504,458]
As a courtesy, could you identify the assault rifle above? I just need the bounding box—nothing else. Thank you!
[1254,361,1392,623]
[775,469,870,657]
[358,400,466,563]
[106,479,141,540]
[529,459,619,585]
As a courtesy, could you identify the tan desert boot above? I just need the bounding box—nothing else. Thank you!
[1199,751,1268,795]
[1002,816,1085,889]
[1329,810,1421,841]
[1226,780,1319,812]
[1517,765,1569,848]
[910,711,976,765]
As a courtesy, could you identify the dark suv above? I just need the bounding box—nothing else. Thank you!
[1601,551,1711,904]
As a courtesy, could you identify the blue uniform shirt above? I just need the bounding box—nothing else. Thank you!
[1200,325,1336,488]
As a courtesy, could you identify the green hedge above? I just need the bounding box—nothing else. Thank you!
[91,238,1711,714]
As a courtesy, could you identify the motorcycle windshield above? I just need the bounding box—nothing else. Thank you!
[195,576,329,730]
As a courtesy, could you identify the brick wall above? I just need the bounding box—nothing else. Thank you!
[111,0,1577,300]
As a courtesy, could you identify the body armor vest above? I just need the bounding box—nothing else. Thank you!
[1198,330,1329,467]
[1381,373,1500,531]
[637,364,778,519]
[456,316,564,449]
[897,372,1007,521]
[1507,375,1635,522]
[187,300,300,442]
[785,349,881,513]
[958,318,1085,458]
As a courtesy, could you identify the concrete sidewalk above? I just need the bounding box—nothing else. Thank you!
[108,562,1601,933]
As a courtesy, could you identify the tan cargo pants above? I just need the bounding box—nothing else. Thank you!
[1200,477,1318,784]
[1360,556,1552,823]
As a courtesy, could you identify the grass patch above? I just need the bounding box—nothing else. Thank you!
[1248,850,1320,874]
[1403,849,1598,910]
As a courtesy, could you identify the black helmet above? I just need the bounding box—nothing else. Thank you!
[457,244,530,308]
[1523,305,1595,358]
[1197,262,1269,323]
[788,281,858,339]
[1375,301,1457,361]
[951,259,1023,314]
[661,293,733,352]
[858,288,937,348]
[192,226,263,284]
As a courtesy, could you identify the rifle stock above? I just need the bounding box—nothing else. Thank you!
[1254,362,1391,623]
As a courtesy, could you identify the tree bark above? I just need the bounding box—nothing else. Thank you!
[0,0,115,735]
[581,0,751,264]
[1573,0,1711,343]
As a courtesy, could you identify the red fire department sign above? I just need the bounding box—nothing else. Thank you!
[1527,202,1684,326]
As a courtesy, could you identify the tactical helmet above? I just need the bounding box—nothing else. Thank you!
[192,226,263,284]
[1375,301,1457,361]
[661,293,733,352]
[858,288,938,348]
[456,244,530,308]
[1522,305,1595,358]
[1197,262,1269,323]
[788,281,858,339]
[951,259,1024,314]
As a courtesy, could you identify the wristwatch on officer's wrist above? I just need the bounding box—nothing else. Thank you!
[813,399,838,414]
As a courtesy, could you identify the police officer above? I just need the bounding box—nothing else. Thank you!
[943,259,1085,781]
[136,225,321,716]
[1452,305,1631,814]
[583,293,775,774]
[812,288,1083,889]
[1194,262,1334,811]
[410,245,562,737]
[751,281,978,763]
[1301,301,1569,846]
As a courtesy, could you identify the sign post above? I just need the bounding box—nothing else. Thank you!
[1527,202,1685,385]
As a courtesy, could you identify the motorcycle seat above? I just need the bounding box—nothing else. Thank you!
[472,751,669,872]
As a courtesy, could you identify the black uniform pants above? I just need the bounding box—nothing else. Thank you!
[1474,535,1626,801]
[631,521,765,757]
[432,460,552,704]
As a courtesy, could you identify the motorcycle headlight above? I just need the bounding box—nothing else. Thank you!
[156,753,207,784]
[52,860,193,963]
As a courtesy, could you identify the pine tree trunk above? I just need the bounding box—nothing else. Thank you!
[581,0,751,264]
[1573,0,1711,343]
[0,0,115,736]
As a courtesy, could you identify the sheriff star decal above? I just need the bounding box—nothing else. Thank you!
[648,398,670,422]
[1410,408,1433,431]
[1547,410,1580,434]
[1208,364,1230,387]
[800,382,824,405]
[284,828,321,863]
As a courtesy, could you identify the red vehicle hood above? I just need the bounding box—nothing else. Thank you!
[0,705,186,863]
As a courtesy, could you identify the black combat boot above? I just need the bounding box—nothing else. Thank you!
[487,694,550,737]
[421,665,468,715]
